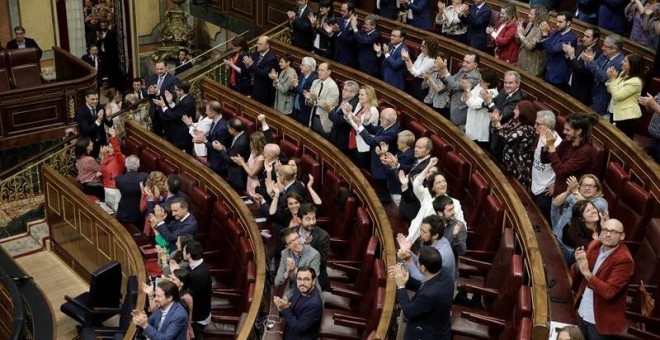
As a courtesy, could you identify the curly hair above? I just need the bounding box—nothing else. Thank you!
[423,38,441,59]
[145,171,168,194]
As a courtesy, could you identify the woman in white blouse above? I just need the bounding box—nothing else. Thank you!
[342,85,379,169]
[402,38,440,100]
[183,100,213,157]
[422,54,451,117]
[462,69,499,148]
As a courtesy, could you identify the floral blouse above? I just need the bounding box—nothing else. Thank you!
[492,120,535,188]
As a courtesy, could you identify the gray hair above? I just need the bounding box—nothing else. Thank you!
[536,110,556,129]
[365,14,379,26]
[343,80,360,95]
[504,70,521,83]
[605,34,623,51]
[302,56,317,71]
[125,155,140,172]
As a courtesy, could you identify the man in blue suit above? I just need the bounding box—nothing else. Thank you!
[401,0,432,30]
[354,14,382,77]
[598,0,628,35]
[538,11,577,92]
[133,280,188,340]
[212,118,251,190]
[75,89,113,159]
[147,61,179,137]
[329,80,360,155]
[393,246,453,340]
[274,266,323,340]
[584,34,625,121]
[377,28,408,90]
[333,2,358,68]
[291,57,318,126]
[458,0,491,52]
[151,197,198,253]
[288,0,315,51]
[204,101,232,175]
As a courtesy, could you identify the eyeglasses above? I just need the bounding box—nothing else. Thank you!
[286,237,300,246]
[534,122,545,127]
[580,183,596,188]
[601,228,623,235]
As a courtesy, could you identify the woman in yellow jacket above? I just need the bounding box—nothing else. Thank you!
[606,54,644,138]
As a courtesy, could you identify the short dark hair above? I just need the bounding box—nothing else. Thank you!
[588,26,601,40]
[422,214,446,239]
[178,48,189,55]
[75,137,92,158]
[281,54,294,64]
[132,77,143,84]
[558,11,573,22]
[228,118,245,132]
[85,88,98,97]
[297,266,317,279]
[344,1,355,12]
[158,280,181,302]
[299,203,317,217]
[624,54,644,80]
[13,26,25,33]
[418,246,442,274]
[175,80,190,94]
[184,240,204,260]
[480,69,498,89]
[209,101,222,114]
[565,112,597,144]
[167,175,181,194]
[394,28,406,39]
[432,195,454,214]
[281,227,299,244]
[171,197,188,210]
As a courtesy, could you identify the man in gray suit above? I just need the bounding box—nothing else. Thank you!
[436,53,481,131]
[275,227,321,298]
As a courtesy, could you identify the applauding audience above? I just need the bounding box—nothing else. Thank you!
[605,54,644,137]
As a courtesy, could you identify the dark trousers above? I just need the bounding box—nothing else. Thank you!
[532,192,553,222]
[649,137,660,163]
[577,315,616,340]
[613,118,638,139]
[192,322,204,340]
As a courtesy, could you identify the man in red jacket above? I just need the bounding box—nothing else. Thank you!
[572,218,634,339]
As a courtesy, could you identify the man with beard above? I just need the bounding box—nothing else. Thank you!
[297,204,330,291]
[273,266,323,339]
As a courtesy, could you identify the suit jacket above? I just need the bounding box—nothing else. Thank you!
[378,0,399,19]
[408,0,432,30]
[398,271,453,340]
[7,37,42,58]
[598,0,628,35]
[569,44,602,106]
[275,245,321,298]
[493,21,519,63]
[115,172,149,223]
[306,78,340,133]
[274,67,297,115]
[189,261,213,323]
[229,51,251,94]
[586,52,624,115]
[175,59,193,75]
[282,287,323,340]
[381,43,409,90]
[572,240,634,335]
[329,96,359,155]
[293,72,318,126]
[539,29,578,86]
[356,29,382,77]
[443,68,481,127]
[461,3,491,52]
[147,72,179,135]
[387,147,414,195]
[249,49,279,107]
[490,89,524,124]
[398,156,431,222]
[219,132,250,189]
[359,122,401,179]
[156,214,198,252]
[334,18,358,68]
[162,94,195,152]
[308,226,331,291]
[81,53,105,78]
[206,117,232,173]
[606,76,643,122]
[290,6,315,51]
[75,104,113,153]
[142,301,189,340]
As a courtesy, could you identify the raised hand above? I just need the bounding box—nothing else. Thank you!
[307,174,315,188]
[606,66,618,80]
[164,90,173,103]
[460,78,472,91]
[308,12,317,25]
[269,68,278,80]
[582,48,595,63]
[108,127,116,138]
[287,10,296,21]
[398,169,409,187]
[373,42,382,54]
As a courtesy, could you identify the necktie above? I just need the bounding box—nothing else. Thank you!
[294,76,308,111]
[309,81,324,127]
[93,56,98,70]
[156,76,164,90]
[91,107,97,119]
[251,54,265,86]
[207,121,216,149]
[298,8,303,17]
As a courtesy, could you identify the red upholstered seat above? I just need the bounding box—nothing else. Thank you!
[408,120,430,138]
[124,137,142,158]
[189,186,213,238]
[459,228,514,282]
[139,148,159,173]
[442,151,470,201]
[328,236,378,284]
[591,139,607,177]
[7,47,41,88]
[468,195,505,252]
[279,138,301,159]
[320,169,348,222]
[320,285,385,339]
[177,173,198,196]
[301,154,321,192]
[0,50,12,91]
[430,134,452,165]
[463,172,490,228]
[221,105,238,119]
[235,115,254,134]
[324,258,385,311]
[158,159,178,176]
[611,181,653,242]
[601,162,629,209]
[213,201,234,222]
[632,218,660,286]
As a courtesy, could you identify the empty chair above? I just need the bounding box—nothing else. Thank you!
[139,148,160,173]
[301,154,321,192]
[330,207,371,264]
[442,151,470,201]
[80,276,139,339]
[328,236,378,284]
[279,138,301,160]
[430,134,452,164]
[60,261,123,327]
[590,140,607,177]
[325,244,383,310]
[601,162,629,209]
[0,50,12,91]
[158,159,179,176]
[123,137,142,158]
[611,181,653,242]
[177,173,199,197]
[189,186,213,239]
[408,120,430,138]
[459,227,514,281]
[320,283,385,339]
[221,105,238,119]
[7,47,41,88]
[468,195,505,252]
[462,172,490,228]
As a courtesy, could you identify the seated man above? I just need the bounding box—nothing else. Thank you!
[273,266,323,340]
[275,227,321,298]
[150,197,198,253]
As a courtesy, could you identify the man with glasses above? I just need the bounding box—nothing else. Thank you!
[329,80,360,155]
[275,227,321,298]
[531,110,562,221]
[291,57,318,126]
[7,26,42,58]
[244,35,278,107]
[376,28,409,90]
[583,34,624,122]
[273,266,323,339]
[572,218,634,339]
[565,27,602,106]
[304,63,339,138]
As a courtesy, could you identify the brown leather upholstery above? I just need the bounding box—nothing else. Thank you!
[328,236,378,284]
[459,227,514,282]
[212,201,234,222]
[0,50,11,91]
[632,218,660,286]
[442,151,470,201]
[602,162,629,209]
[139,148,159,173]
[158,159,178,176]
[221,105,238,119]
[468,195,505,252]
[591,139,607,177]
[463,172,490,228]
[321,279,385,339]
[331,207,371,263]
[7,47,41,88]
[189,186,213,239]
[325,258,386,311]
[279,138,301,159]
[611,181,653,242]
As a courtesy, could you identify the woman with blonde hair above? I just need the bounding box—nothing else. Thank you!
[487,3,519,64]
[516,5,548,76]
[551,174,609,238]
[342,85,379,168]
[232,131,267,197]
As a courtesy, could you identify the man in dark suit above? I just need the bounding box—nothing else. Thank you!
[288,0,315,51]
[205,101,232,175]
[273,266,323,340]
[400,0,432,30]
[147,60,179,137]
[144,175,189,237]
[538,11,578,93]
[132,281,189,340]
[354,14,381,77]
[393,246,453,340]
[299,204,331,291]
[584,34,624,120]
[333,2,358,68]
[130,77,148,101]
[377,0,399,20]
[211,118,250,190]
[245,35,279,107]
[565,27,602,106]
[458,0,491,52]
[377,28,408,90]
[291,56,318,126]
[115,155,149,227]
[154,80,194,153]
[81,44,105,85]
[329,80,360,156]
[75,89,113,158]
[483,70,524,161]
[174,48,193,75]
[183,241,213,340]
[97,20,123,90]
[150,198,198,253]
[6,25,42,59]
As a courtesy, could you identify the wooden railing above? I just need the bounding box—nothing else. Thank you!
[43,165,146,340]
[199,77,397,339]
[123,121,266,340]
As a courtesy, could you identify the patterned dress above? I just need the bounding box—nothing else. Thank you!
[492,120,535,188]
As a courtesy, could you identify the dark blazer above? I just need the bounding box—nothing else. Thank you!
[408,0,432,30]
[359,122,401,179]
[378,0,399,20]
[146,72,179,136]
[398,156,431,222]
[461,3,492,52]
[115,171,149,224]
[206,118,232,173]
[398,271,453,340]
[356,29,382,77]
[569,44,602,106]
[309,226,331,291]
[293,72,319,126]
[75,104,113,158]
[175,59,193,75]
[586,52,624,115]
[142,301,189,340]
[281,287,323,340]
[290,6,315,51]
[156,214,198,252]
[81,53,105,79]
[387,147,414,195]
[598,0,628,35]
[334,18,358,68]
[219,132,250,189]
[329,96,359,156]
[161,94,195,153]
[381,43,409,90]
[249,49,279,107]
[539,30,578,86]
[7,37,42,58]
[189,261,213,323]
[229,51,251,95]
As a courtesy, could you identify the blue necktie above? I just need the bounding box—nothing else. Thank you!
[294,76,307,111]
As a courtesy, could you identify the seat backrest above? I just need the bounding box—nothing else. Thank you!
[301,154,321,192]
[89,261,123,309]
[590,140,607,177]
[189,186,213,237]
[463,172,490,228]
[485,228,515,289]
[177,173,198,196]
[221,105,238,119]
[471,195,505,252]
[612,181,653,242]
[0,50,12,91]
[442,151,470,201]
[124,137,142,158]
[490,254,523,320]
[139,148,160,173]
[279,138,301,159]
[235,115,254,134]
[408,120,430,138]
[158,159,179,176]
[354,237,379,290]
[7,47,41,88]
[345,207,371,262]
[601,162,629,208]
[633,218,660,286]
[430,134,452,164]
[118,276,139,329]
